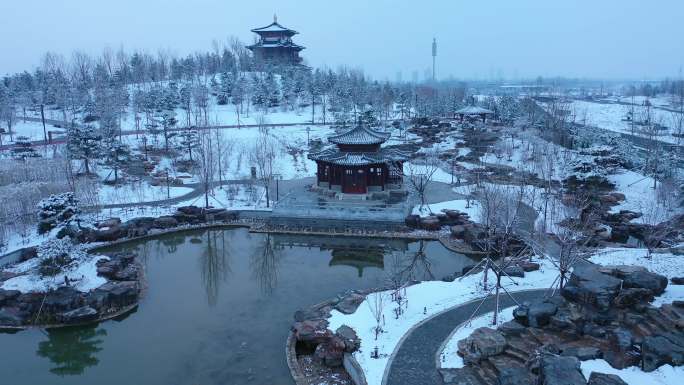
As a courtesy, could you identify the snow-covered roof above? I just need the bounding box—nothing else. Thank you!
[308,147,408,166]
[251,21,298,35]
[328,126,390,146]
[455,106,495,115]
[247,40,305,50]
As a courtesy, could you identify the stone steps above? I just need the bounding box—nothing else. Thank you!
[633,322,654,337]
[474,360,499,384]
[457,366,489,385]
[520,329,543,346]
[503,347,531,363]
[645,310,675,332]
[526,327,563,346]
[659,304,683,324]
[507,336,541,356]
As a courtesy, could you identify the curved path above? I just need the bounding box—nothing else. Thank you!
[87,177,315,210]
[0,118,325,150]
[384,289,548,385]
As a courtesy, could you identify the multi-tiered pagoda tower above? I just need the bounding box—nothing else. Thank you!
[247,15,304,66]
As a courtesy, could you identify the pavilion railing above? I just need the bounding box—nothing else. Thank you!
[272,193,415,222]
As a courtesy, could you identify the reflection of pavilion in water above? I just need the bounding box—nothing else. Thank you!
[272,234,410,277]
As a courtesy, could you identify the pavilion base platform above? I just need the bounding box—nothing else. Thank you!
[309,184,407,202]
[268,184,414,231]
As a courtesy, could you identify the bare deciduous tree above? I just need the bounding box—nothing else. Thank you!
[366,292,386,341]
[195,130,216,208]
[406,149,439,213]
[251,120,277,208]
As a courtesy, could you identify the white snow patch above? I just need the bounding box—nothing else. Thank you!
[98,183,193,205]
[608,170,681,224]
[412,199,479,220]
[2,254,109,293]
[581,359,683,385]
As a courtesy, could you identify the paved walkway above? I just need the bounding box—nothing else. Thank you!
[90,177,315,210]
[384,289,548,385]
[0,118,324,149]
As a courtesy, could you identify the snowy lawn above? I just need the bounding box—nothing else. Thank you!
[439,306,516,369]
[568,100,682,144]
[581,359,682,385]
[327,257,558,385]
[2,240,108,293]
[130,124,333,182]
[98,183,193,205]
[608,170,682,224]
[412,199,479,220]
[405,162,456,184]
[4,120,65,141]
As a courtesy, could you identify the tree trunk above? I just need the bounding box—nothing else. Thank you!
[40,104,47,143]
[265,180,270,208]
[204,182,210,208]
[322,97,326,125]
[493,275,501,325]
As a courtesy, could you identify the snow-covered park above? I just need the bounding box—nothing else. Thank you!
[1,9,683,384]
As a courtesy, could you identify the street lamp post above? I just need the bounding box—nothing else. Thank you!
[273,173,282,202]
[306,127,311,147]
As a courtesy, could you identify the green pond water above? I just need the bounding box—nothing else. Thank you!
[0,227,475,385]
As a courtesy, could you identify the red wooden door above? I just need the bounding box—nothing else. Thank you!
[343,168,366,193]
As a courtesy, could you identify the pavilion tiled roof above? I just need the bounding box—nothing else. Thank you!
[308,147,409,166]
[328,126,390,146]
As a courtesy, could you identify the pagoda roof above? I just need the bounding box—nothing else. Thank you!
[247,40,305,51]
[328,126,390,146]
[455,106,495,115]
[251,21,298,35]
[308,147,409,166]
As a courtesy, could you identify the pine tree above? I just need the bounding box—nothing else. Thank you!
[178,129,200,161]
[217,72,234,105]
[153,109,177,153]
[0,82,17,139]
[11,136,40,160]
[179,86,193,127]
[498,95,520,124]
[67,125,101,175]
[101,136,130,183]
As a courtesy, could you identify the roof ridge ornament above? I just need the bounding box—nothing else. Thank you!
[274,13,277,23]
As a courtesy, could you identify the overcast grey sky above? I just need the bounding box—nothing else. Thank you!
[1,0,682,80]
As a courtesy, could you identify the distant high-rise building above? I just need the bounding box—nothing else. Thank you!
[247,15,305,66]
[396,71,403,83]
[432,38,437,81]
[412,71,419,84]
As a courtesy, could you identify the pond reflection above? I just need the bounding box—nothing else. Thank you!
[391,240,436,283]
[37,325,106,376]
[250,233,283,295]
[1,228,474,385]
[199,230,231,306]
